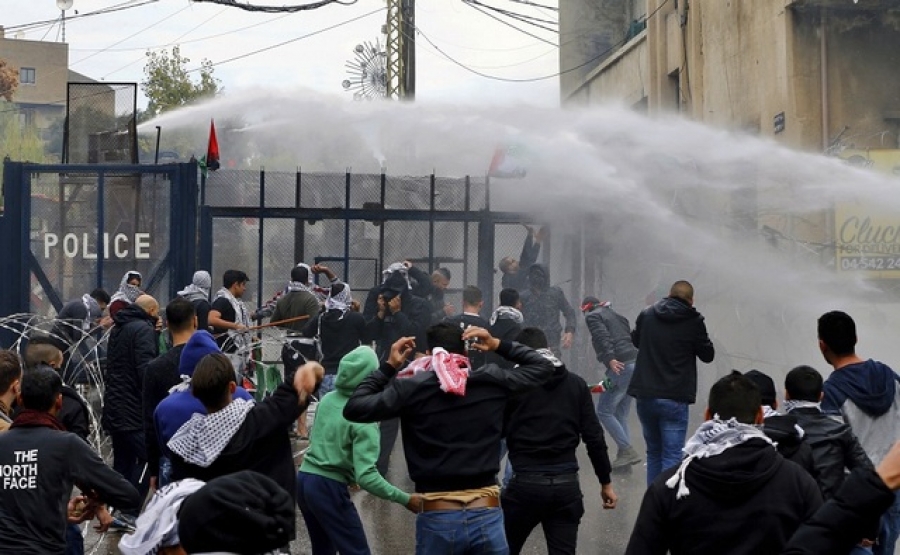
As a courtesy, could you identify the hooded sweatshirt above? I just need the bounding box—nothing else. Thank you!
[822,359,900,465]
[153,331,252,465]
[626,439,822,555]
[299,346,409,505]
[628,296,715,404]
[519,264,577,348]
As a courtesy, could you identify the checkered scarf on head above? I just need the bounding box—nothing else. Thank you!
[665,417,774,500]
[111,270,142,304]
[398,347,471,396]
[118,478,205,555]
[325,283,352,316]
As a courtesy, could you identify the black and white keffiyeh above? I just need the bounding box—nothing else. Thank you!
[325,283,352,316]
[665,417,774,500]
[783,399,823,413]
[490,306,524,326]
[118,478,205,555]
[178,271,211,302]
[167,398,255,468]
[111,271,143,304]
[81,294,101,331]
[213,287,251,351]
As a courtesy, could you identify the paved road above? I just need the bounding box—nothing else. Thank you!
[87,429,650,554]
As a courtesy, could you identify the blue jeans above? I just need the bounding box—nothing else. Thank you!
[297,472,371,555]
[874,490,900,555]
[596,362,635,451]
[158,456,172,488]
[635,398,689,485]
[317,374,337,399]
[64,523,83,555]
[416,507,508,555]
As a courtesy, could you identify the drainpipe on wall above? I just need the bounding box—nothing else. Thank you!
[820,8,829,152]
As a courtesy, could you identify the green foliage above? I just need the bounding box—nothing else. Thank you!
[141,46,219,118]
[0,110,47,163]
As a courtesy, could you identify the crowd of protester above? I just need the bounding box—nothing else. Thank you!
[1,224,899,555]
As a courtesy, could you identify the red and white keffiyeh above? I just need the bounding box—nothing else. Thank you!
[397,347,471,396]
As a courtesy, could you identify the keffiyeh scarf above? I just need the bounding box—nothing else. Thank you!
[490,306,524,326]
[82,293,101,331]
[665,417,774,500]
[398,347,471,396]
[118,478,206,555]
[783,399,823,413]
[111,271,142,304]
[168,398,256,468]
[325,283,352,315]
[178,271,211,302]
[214,287,251,351]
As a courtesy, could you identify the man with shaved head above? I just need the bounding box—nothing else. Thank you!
[629,280,715,485]
[103,293,160,528]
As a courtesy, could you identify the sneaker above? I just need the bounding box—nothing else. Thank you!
[108,512,137,534]
[611,446,642,469]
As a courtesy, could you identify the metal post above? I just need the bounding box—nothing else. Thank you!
[476,214,496,313]
[97,171,105,291]
[257,168,265,316]
[379,171,386,276]
[154,126,161,165]
[428,173,436,271]
[294,168,304,265]
[344,171,352,280]
[464,175,471,287]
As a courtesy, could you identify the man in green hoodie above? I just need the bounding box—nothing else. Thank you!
[297,345,421,555]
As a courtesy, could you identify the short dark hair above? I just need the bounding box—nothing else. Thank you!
[330,282,345,296]
[462,285,482,306]
[166,298,196,333]
[426,323,466,355]
[744,369,776,407]
[818,311,857,356]
[499,288,519,307]
[516,327,548,350]
[670,280,694,303]
[90,288,111,305]
[0,351,22,395]
[191,353,235,410]
[223,270,249,289]
[434,267,452,281]
[20,366,62,412]
[785,365,824,402]
[23,342,63,370]
[708,370,761,424]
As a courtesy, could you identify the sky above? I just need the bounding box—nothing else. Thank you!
[0,0,561,108]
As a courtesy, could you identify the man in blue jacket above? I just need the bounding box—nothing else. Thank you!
[628,280,715,484]
[819,310,900,555]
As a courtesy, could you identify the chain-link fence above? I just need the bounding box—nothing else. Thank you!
[65,83,137,165]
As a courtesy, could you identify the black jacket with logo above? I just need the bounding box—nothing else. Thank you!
[344,341,554,493]
[103,304,158,432]
[0,426,140,554]
[628,297,715,404]
[626,439,822,555]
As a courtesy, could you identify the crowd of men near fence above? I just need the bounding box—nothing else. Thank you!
[2,224,900,554]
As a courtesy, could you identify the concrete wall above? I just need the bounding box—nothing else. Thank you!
[560,0,629,99]
[0,34,68,107]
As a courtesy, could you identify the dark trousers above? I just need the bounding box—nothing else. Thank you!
[297,471,371,555]
[377,418,400,476]
[501,478,584,555]
[111,430,149,515]
[64,523,83,555]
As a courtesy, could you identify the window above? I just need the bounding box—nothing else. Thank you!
[20,67,35,85]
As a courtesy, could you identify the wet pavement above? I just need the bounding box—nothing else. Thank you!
[86,429,650,554]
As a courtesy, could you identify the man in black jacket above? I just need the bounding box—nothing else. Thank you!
[503,327,617,555]
[520,264,577,355]
[444,285,491,369]
[167,353,320,504]
[23,340,90,442]
[102,294,159,519]
[408,264,454,324]
[629,280,715,484]
[142,298,197,490]
[583,296,641,470]
[344,323,554,555]
[625,371,822,555]
[487,288,524,370]
[0,366,140,555]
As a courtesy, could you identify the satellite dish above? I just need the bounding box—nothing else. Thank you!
[57,0,74,10]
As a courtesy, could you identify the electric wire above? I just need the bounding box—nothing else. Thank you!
[190,0,358,13]
[461,1,557,47]
[465,0,557,28]
[414,0,668,83]
[506,0,558,11]
[5,0,160,34]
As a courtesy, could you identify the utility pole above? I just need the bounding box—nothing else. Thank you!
[385,0,415,100]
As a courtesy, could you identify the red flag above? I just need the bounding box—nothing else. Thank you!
[206,119,220,171]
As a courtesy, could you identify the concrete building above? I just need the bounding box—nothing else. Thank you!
[0,27,69,133]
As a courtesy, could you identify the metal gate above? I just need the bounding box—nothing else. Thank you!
[197,169,534,312]
[0,161,198,319]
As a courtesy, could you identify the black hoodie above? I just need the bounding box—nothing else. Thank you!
[628,296,715,404]
[504,354,611,484]
[103,303,159,433]
[626,439,823,555]
[519,264,577,348]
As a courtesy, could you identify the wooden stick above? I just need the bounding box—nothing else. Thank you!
[212,314,311,338]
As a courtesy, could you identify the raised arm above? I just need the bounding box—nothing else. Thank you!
[344,337,416,423]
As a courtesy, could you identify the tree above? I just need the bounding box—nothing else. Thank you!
[141,46,219,118]
[0,58,18,101]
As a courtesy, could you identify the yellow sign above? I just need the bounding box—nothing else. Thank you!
[835,150,900,277]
